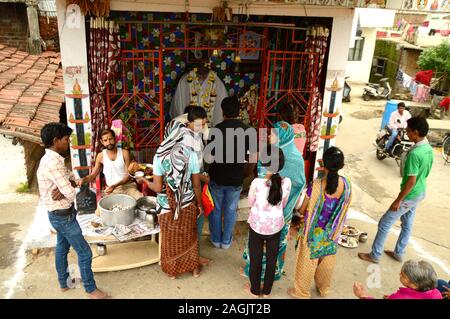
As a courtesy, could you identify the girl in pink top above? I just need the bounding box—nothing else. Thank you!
[354,260,442,299]
[245,146,292,298]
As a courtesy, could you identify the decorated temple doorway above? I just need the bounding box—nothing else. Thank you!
[103,12,332,176]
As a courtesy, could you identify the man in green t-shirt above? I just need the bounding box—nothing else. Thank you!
[359,117,434,263]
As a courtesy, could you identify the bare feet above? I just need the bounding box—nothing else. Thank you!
[88,289,110,299]
[168,275,177,280]
[239,267,247,278]
[199,256,212,266]
[244,283,260,298]
[192,266,202,278]
[262,294,270,298]
[358,252,379,264]
[61,287,70,292]
[384,250,402,262]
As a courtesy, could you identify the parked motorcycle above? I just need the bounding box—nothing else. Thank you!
[375,127,414,176]
[342,77,351,103]
[363,78,392,101]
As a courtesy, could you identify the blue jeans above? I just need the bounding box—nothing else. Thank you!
[48,210,97,293]
[370,193,425,261]
[385,128,398,151]
[437,279,449,294]
[208,181,242,247]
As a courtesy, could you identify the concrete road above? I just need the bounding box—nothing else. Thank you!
[0,84,449,299]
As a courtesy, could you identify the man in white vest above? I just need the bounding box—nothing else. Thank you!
[77,129,142,201]
[170,63,228,127]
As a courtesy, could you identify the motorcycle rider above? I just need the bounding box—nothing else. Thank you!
[385,102,411,154]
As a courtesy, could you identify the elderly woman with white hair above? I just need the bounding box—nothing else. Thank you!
[353,260,442,299]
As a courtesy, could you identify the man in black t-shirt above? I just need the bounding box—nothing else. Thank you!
[206,96,256,249]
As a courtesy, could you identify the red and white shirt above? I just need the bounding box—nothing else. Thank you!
[37,149,75,211]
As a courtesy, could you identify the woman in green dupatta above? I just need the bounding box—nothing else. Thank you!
[242,121,306,281]
[288,146,352,298]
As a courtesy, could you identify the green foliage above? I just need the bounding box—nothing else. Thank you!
[417,42,450,75]
[370,40,400,87]
[16,182,31,193]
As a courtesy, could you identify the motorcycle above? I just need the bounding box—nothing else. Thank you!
[342,77,351,103]
[375,127,414,176]
[363,78,392,101]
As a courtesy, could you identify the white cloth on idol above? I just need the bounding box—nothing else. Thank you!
[170,70,228,127]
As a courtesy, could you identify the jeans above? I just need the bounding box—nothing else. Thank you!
[370,193,425,261]
[385,128,398,151]
[48,210,97,293]
[248,227,281,295]
[437,279,449,294]
[208,181,242,247]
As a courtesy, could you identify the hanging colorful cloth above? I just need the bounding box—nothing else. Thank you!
[415,70,433,86]
[402,73,412,88]
[409,81,418,96]
[439,97,450,111]
[396,70,404,82]
[413,85,431,103]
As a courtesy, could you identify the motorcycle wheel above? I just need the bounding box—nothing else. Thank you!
[442,135,450,164]
[376,149,386,160]
[363,94,371,101]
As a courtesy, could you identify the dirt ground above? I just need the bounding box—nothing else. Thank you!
[0,82,449,299]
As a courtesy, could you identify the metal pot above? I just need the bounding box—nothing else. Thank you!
[96,244,107,256]
[145,209,158,229]
[98,194,137,226]
[359,232,368,243]
[136,196,156,211]
[135,196,157,220]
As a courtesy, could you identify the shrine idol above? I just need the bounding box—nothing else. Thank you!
[170,62,228,127]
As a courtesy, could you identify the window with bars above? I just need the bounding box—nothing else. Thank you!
[372,58,387,76]
[348,37,365,61]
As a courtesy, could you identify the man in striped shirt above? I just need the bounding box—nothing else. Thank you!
[37,122,109,299]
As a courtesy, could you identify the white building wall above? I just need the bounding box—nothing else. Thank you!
[345,27,377,83]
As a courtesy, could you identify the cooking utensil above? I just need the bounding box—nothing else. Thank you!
[98,194,137,226]
[359,232,368,243]
[146,210,158,229]
[135,196,157,221]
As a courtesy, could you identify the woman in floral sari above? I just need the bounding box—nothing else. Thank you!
[288,146,352,298]
[242,121,306,281]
